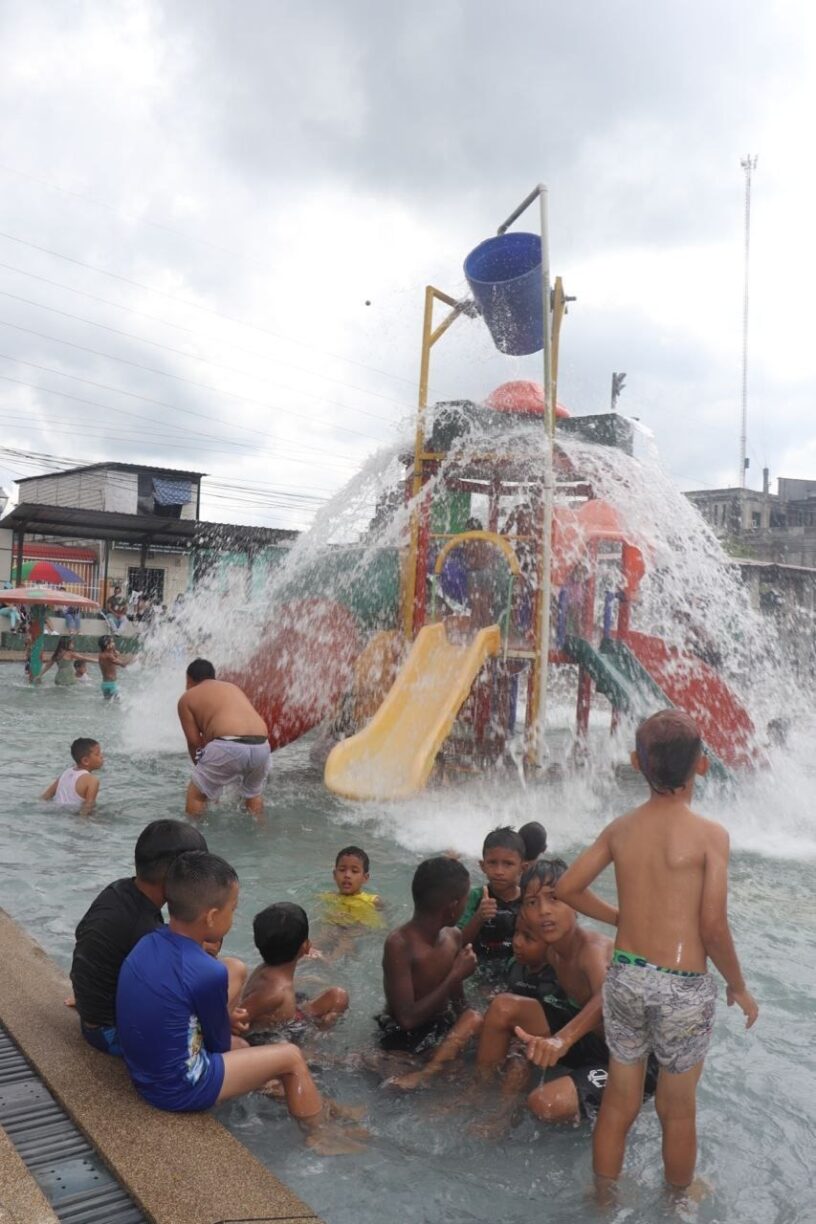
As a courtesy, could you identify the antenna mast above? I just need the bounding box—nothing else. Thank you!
[739,154,757,488]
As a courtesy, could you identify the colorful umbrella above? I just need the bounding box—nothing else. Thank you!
[13,558,85,585]
[0,588,100,608]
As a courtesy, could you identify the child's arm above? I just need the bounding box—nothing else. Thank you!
[699,825,758,1028]
[554,830,619,927]
[383,933,476,1031]
[192,962,232,1053]
[40,779,58,801]
[515,941,609,1069]
[75,774,100,815]
[458,886,497,945]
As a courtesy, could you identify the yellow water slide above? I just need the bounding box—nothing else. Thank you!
[324,622,501,801]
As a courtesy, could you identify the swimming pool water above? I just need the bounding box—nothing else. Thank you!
[1,663,814,1224]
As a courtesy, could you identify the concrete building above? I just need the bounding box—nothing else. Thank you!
[685,471,816,568]
[0,461,297,617]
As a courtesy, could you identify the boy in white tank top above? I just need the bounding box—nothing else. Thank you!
[41,738,103,815]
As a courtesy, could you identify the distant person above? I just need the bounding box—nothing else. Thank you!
[241,902,349,1042]
[457,827,525,979]
[177,658,271,817]
[62,603,82,635]
[98,634,134,700]
[39,636,80,686]
[555,709,758,1196]
[41,737,103,814]
[73,659,89,683]
[69,819,207,1055]
[116,853,359,1152]
[105,584,128,631]
[518,821,548,869]
[377,856,477,1057]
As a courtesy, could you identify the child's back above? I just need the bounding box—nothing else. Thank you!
[606,800,720,973]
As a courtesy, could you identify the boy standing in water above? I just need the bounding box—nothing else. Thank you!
[97,634,133,700]
[555,709,758,1196]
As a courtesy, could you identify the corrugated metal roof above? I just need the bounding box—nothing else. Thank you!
[17,461,206,483]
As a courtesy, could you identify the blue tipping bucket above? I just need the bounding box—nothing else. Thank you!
[464,231,543,356]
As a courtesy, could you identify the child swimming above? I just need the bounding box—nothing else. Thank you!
[319,846,384,929]
[41,737,103,814]
[240,901,349,1042]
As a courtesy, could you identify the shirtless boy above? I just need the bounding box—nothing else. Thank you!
[241,902,348,1042]
[555,709,758,1194]
[177,658,271,816]
[378,856,478,1060]
[475,859,646,1127]
[97,634,133,701]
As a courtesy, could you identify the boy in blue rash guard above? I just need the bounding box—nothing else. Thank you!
[457,827,525,980]
[116,852,361,1152]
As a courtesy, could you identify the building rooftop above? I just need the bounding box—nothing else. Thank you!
[16,461,206,484]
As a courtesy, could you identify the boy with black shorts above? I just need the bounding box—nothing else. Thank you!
[555,710,758,1194]
[378,857,478,1056]
[70,818,207,1055]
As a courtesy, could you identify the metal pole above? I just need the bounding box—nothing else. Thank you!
[739,155,757,488]
[534,185,554,767]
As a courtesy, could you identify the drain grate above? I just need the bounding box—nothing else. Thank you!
[0,1025,147,1223]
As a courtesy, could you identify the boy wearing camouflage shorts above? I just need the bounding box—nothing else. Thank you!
[555,710,758,1195]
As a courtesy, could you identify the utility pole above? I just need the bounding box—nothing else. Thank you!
[739,155,757,488]
[610,371,626,412]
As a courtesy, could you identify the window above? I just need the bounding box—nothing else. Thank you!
[127,567,164,601]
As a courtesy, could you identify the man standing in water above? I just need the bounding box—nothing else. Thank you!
[178,659,271,817]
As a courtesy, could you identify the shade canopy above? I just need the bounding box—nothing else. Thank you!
[0,587,100,609]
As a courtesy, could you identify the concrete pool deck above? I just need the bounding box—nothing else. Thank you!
[0,909,323,1224]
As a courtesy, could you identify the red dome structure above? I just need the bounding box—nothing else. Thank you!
[485,380,570,418]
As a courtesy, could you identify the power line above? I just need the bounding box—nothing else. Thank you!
[0,351,368,466]
[0,285,408,427]
[0,259,429,415]
[0,228,428,393]
[0,317,387,445]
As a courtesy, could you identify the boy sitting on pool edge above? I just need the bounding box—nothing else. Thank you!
[116,852,364,1152]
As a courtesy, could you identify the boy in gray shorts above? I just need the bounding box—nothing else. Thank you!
[555,709,758,1195]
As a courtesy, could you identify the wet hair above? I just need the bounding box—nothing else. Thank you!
[98,635,114,650]
[165,851,237,922]
[465,516,484,532]
[335,845,369,872]
[521,857,569,896]
[186,658,216,683]
[54,636,72,657]
[518,821,548,861]
[411,856,470,914]
[134,820,208,884]
[70,737,99,765]
[253,902,309,965]
[482,826,525,860]
[635,709,702,795]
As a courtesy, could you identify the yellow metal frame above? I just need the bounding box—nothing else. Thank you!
[432,529,522,577]
[401,254,569,769]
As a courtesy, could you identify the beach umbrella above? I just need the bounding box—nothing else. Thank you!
[14,558,85,585]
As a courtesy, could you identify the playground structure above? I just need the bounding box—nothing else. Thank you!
[235,186,761,798]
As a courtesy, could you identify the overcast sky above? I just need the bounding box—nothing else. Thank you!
[0,0,815,527]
